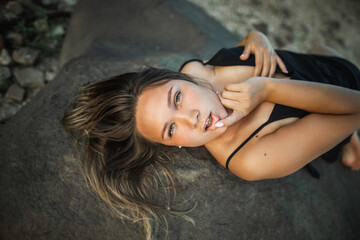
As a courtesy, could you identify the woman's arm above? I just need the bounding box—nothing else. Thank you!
[265,78,360,114]
[181,31,287,79]
[216,77,360,126]
[221,77,360,180]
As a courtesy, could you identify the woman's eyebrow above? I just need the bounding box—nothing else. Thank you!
[167,86,173,108]
[162,86,173,140]
[161,123,168,140]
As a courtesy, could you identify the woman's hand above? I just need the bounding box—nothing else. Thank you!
[215,77,268,127]
[237,31,288,77]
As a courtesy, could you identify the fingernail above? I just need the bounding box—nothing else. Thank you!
[215,122,224,127]
[215,90,219,95]
[240,54,244,58]
[285,70,288,73]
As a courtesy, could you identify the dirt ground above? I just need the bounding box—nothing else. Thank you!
[189,0,360,67]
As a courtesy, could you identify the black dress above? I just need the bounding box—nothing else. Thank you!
[180,46,360,177]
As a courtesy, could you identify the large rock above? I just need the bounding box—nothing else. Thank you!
[1,0,359,240]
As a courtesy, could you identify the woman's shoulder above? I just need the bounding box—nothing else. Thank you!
[180,60,217,84]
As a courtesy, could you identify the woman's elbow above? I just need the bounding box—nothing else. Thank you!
[231,162,266,181]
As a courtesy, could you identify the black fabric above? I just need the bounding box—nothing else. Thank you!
[180,46,360,171]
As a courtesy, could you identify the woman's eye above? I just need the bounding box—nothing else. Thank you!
[168,123,175,137]
[174,91,181,108]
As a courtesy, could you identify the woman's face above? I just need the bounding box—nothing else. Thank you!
[135,80,229,147]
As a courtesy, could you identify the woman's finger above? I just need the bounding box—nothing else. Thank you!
[221,90,243,100]
[240,45,251,60]
[215,111,244,128]
[276,54,288,73]
[269,52,276,77]
[253,51,263,76]
[223,83,246,92]
[219,97,242,110]
[261,49,270,77]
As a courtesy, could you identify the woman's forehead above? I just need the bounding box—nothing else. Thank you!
[135,82,172,142]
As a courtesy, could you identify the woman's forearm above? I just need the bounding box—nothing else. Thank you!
[266,78,360,115]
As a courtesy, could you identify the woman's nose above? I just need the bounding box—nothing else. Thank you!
[175,109,199,128]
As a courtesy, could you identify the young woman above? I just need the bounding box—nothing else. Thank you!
[62,31,360,239]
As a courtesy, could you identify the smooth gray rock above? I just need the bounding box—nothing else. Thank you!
[6,1,24,15]
[12,47,40,66]
[0,49,12,65]
[33,18,49,33]
[0,66,11,81]
[13,67,45,88]
[1,0,359,240]
[45,71,56,82]
[5,83,24,102]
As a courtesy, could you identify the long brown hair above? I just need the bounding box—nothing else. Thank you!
[62,67,197,239]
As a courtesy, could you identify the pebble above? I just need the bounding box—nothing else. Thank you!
[12,47,40,66]
[45,71,57,82]
[58,0,77,11]
[0,49,12,65]
[5,84,25,102]
[3,11,17,20]
[6,1,24,15]
[0,98,22,123]
[38,57,59,72]
[50,25,65,37]
[6,32,24,47]
[41,0,59,6]
[33,19,49,33]
[13,67,45,88]
[0,66,11,82]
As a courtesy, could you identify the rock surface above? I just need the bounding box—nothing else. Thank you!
[0,49,12,65]
[5,83,24,102]
[0,66,11,82]
[13,67,44,88]
[1,0,359,240]
[12,47,40,66]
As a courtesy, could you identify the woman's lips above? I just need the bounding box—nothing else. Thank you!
[204,112,220,132]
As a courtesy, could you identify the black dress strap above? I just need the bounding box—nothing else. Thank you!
[226,120,270,169]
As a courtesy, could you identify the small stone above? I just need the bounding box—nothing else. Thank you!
[0,98,22,122]
[0,66,11,82]
[41,38,58,49]
[4,11,17,20]
[6,1,24,15]
[33,19,49,33]
[41,0,58,5]
[13,67,45,88]
[12,47,40,66]
[38,57,59,72]
[5,84,25,102]
[6,32,23,46]
[45,71,56,82]
[64,0,77,6]
[58,0,77,11]
[49,25,65,37]
[0,49,12,65]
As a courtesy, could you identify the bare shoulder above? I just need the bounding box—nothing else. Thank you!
[180,61,209,77]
